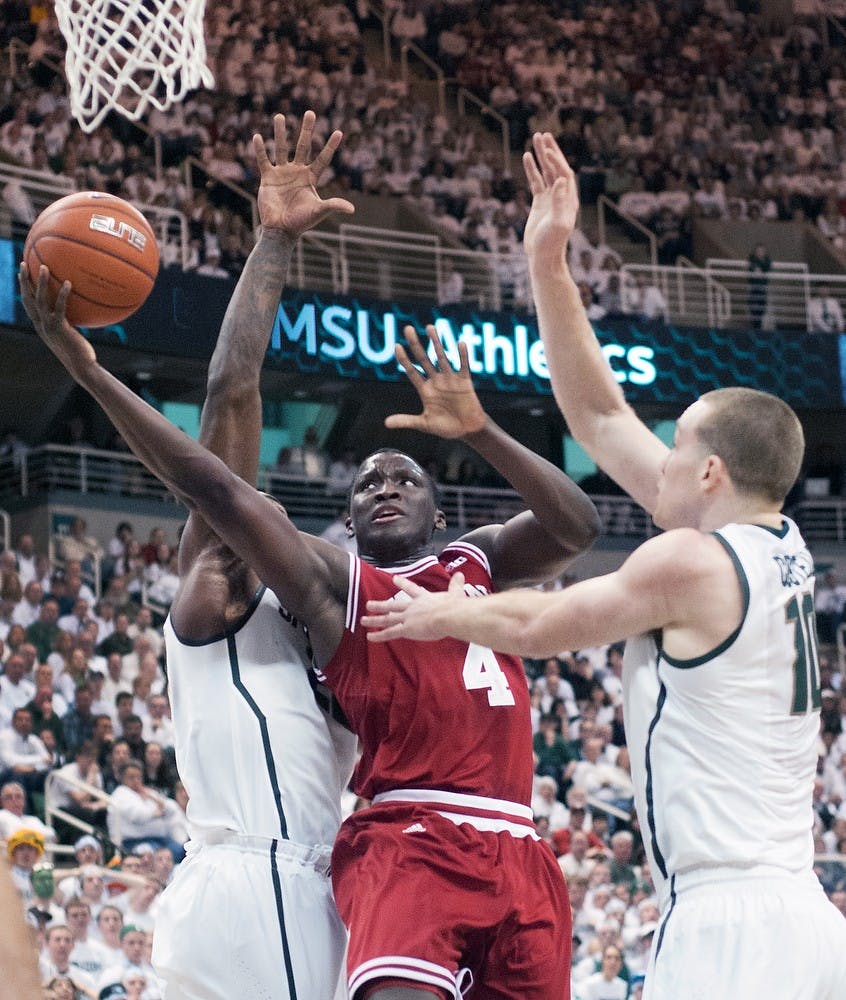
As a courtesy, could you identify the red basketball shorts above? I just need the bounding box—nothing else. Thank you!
[332,801,572,1000]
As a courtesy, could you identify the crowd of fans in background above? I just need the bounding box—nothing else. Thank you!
[0,0,845,297]
[2,2,846,993]
[0,505,845,998]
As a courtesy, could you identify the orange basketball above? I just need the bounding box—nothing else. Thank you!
[23,191,159,328]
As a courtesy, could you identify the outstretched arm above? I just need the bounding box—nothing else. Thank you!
[523,132,668,513]
[388,325,600,588]
[362,528,734,658]
[19,267,349,664]
[181,110,354,566]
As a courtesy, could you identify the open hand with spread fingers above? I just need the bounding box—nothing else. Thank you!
[252,109,355,237]
[386,324,488,440]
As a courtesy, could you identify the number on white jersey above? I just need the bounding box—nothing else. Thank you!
[462,644,515,706]
[786,591,821,714]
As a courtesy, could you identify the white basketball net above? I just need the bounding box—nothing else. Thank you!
[54,0,215,133]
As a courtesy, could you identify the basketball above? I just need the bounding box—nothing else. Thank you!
[23,190,159,328]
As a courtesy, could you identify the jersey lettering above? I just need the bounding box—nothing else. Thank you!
[786,590,822,714]
[462,644,516,706]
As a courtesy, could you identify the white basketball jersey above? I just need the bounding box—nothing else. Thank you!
[623,518,819,902]
[164,587,357,848]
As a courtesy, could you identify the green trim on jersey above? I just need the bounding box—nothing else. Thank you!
[755,518,790,539]
[168,586,266,646]
[660,533,750,669]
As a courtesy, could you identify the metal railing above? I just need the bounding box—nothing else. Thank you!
[456,88,512,175]
[399,41,446,115]
[0,161,74,204]
[298,225,510,309]
[5,448,846,554]
[597,195,658,267]
[137,201,191,270]
[47,535,103,599]
[8,169,846,326]
[0,445,656,542]
[44,768,114,856]
[789,499,846,544]
[675,256,732,329]
[182,154,259,233]
[282,229,846,329]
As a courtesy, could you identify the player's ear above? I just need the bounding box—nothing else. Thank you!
[345,515,355,537]
[701,453,726,494]
[434,509,446,532]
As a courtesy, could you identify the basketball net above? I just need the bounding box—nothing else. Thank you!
[54,0,215,134]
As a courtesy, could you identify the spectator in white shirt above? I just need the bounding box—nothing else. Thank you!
[39,923,99,996]
[12,580,43,628]
[0,706,52,806]
[127,609,163,660]
[438,262,464,305]
[107,761,183,861]
[94,904,125,959]
[58,597,93,636]
[13,534,39,588]
[50,741,108,833]
[99,923,164,998]
[141,695,175,751]
[0,779,55,842]
[102,653,131,710]
[808,286,845,333]
[93,599,117,644]
[531,775,570,831]
[623,272,669,322]
[0,652,36,714]
[557,828,597,881]
[66,896,112,984]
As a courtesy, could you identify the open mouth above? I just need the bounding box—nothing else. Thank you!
[372,507,403,523]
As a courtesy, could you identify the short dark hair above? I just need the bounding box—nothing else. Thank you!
[118,760,143,780]
[697,388,804,504]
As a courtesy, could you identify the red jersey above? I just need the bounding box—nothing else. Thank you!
[318,541,535,807]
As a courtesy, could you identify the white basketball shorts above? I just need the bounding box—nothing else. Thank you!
[152,833,348,1000]
[644,865,846,1000]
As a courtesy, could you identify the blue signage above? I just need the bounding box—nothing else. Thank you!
[3,241,842,410]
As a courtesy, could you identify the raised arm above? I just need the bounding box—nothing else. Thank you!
[523,132,669,513]
[180,110,354,566]
[387,325,601,588]
[19,268,350,665]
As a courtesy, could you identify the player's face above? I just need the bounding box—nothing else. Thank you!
[652,401,711,530]
[349,451,442,563]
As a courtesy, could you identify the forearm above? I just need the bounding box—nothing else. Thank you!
[205,229,295,400]
[528,256,628,446]
[464,416,600,552]
[430,588,567,659]
[527,256,667,510]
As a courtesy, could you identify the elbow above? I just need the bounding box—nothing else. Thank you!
[570,503,602,553]
[555,499,602,560]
